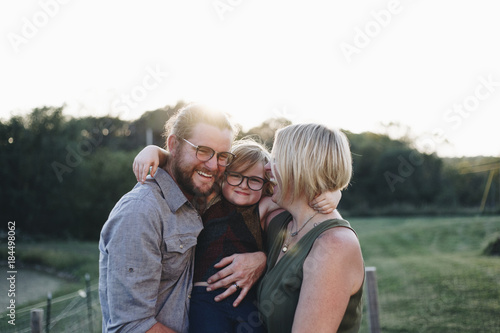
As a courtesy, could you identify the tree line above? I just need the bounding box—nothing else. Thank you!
[1,103,498,240]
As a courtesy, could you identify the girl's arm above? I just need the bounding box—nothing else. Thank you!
[259,190,342,230]
[309,190,342,215]
[133,145,169,184]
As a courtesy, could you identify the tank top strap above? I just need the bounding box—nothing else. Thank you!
[298,219,356,255]
[310,219,354,237]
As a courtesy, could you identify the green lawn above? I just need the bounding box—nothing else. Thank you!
[3,216,499,332]
[350,215,500,333]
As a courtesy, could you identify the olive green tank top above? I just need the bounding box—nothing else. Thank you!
[257,211,363,333]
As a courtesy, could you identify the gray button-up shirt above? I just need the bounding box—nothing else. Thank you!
[99,168,203,333]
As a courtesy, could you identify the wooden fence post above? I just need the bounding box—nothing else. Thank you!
[30,308,44,333]
[365,266,381,333]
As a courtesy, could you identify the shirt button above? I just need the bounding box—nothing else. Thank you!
[179,245,184,249]
[129,268,134,273]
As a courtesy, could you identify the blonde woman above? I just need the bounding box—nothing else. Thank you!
[258,123,364,333]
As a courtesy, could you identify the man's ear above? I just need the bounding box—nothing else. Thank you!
[167,135,179,157]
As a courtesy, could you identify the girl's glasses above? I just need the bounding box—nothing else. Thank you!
[225,171,267,191]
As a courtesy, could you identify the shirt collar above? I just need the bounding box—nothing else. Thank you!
[153,167,190,213]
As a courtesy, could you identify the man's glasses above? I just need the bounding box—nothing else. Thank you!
[225,171,267,191]
[182,138,235,167]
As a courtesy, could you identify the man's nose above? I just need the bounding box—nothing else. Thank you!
[205,155,219,170]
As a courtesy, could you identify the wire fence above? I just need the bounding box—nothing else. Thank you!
[0,276,101,333]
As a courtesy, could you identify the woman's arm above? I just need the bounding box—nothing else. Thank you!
[292,227,364,332]
[133,145,169,184]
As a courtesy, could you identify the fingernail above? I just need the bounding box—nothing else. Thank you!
[206,288,211,292]
[207,279,212,283]
[214,297,220,302]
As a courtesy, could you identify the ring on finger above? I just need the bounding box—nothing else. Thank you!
[233,282,240,291]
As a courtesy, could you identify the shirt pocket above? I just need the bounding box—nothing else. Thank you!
[161,235,197,279]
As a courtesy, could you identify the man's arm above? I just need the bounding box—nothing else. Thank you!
[100,198,165,332]
[206,251,267,307]
[146,323,178,333]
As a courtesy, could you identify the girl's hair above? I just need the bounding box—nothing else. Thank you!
[272,123,352,204]
[163,103,238,149]
[227,138,273,197]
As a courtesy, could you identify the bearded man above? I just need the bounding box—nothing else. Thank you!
[99,104,265,333]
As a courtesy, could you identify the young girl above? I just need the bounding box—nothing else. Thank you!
[133,139,340,333]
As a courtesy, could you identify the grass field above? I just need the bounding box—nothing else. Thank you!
[351,215,500,333]
[2,215,499,332]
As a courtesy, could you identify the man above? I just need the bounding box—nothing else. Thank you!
[99,104,265,333]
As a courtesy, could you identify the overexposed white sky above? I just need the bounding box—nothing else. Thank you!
[1,0,499,157]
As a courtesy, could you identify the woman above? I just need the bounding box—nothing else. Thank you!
[258,123,364,333]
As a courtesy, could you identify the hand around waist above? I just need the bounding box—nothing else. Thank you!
[205,252,267,307]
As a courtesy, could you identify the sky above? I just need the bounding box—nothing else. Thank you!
[1,0,499,157]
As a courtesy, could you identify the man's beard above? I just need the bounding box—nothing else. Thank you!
[171,157,220,198]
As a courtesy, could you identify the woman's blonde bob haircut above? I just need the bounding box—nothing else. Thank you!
[227,138,273,197]
[271,123,352,204]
